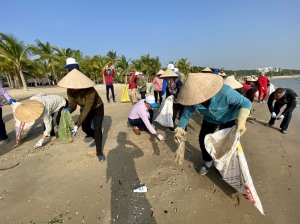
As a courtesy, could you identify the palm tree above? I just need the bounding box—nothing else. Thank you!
[148,56,161,80]
[0,33,31,90]
[116,55,130,83]
[176,58,191,75]
[30,39,59,84]
[106,50,117,66]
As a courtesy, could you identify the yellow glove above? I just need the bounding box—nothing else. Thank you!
[235,108,250,136]
[175,127,186,142]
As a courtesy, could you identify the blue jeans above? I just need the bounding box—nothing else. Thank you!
[128,109,154,131]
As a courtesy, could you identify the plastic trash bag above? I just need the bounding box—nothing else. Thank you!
[205,126,264,215]
[175,140,185,164]
[155,95,174,128]
[121,84,130,103]
[58,110,76,144]
[268,83,275,95]
[11,102,35,143]
[149,86,153,93]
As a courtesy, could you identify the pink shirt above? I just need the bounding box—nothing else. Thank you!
[128,100,157,134]
[152,76,163,91]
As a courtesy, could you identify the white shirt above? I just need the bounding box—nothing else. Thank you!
[30,94,66,136]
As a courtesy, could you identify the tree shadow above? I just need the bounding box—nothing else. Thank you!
[106,132,156,223]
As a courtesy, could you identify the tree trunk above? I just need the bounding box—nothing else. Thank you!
[19,69,28,91]
[51,65,58,84]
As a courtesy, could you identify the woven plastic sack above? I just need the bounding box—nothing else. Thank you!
[155,95,174,128]
[11,102,35,143]
[205,126,264,215]
[58,110,76,143]
[121,84,130,103]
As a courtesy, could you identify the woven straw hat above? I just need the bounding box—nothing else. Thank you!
[160,68,178,79]
[202,67,212,73]
[156,69,164,75]
[15,100,44,122]
[177,73,223,105]
[58,69,95,89]
[246,77,257,82]
[224,76,243,89]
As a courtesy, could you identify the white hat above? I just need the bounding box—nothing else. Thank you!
[167,64,175,70]
[145,95,158,108]
[135,71,140,76]
[64,58,78,68]
[174,68,179,73]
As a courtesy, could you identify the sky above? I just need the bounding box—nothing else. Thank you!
[1,0,300,70]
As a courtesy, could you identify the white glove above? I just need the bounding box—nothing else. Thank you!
[277,115,284,120]
[35,139,44,148]
[271,112,277,118]
[157,134,165,141]
[71,125,78,136]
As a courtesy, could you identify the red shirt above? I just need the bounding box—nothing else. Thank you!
[258,76,268,88]
[103,68,115,85]
[128,74,137,89]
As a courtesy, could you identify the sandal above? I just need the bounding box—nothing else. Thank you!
[199,163,214,175]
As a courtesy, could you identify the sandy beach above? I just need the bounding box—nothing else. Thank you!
[1,84,300,223]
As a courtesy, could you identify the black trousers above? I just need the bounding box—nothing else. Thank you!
[82,104,104,156]
[199,119,236,162]
[173,103,184,126]
[268,102,296,131]
[106,84,115,101]
[140,91,146,99]
[154,90,162,104]
[0,108,8,140]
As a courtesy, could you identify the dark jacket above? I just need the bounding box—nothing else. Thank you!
[67,87,103,127]
[267,88,298,116]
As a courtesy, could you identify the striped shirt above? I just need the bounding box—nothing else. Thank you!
[30,94,66,136]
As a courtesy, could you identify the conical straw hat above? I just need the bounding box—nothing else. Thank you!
[246,77,257,82]
[156,69,164,75]
[224,75,243,89]
[202,67,212,73]
[177,73,223,105]
[15,100,44,122]
[159,68,178,79]
[58,69,95,89]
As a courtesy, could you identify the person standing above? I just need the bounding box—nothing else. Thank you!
[152,69,164,104]
[103,64,116,103]
[242,77,258,102]
[128,69,138,104]
[257,72,269,103]
[160,69,184,132]
[175,73,251,175]
[58,69,105,162]
[266,88,298,134]
[0,78,16,143]
[136,72,147,99]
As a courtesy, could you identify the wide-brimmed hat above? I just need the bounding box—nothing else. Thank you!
[156,69,164,75]
[224,76,243,89]
[58,69,95,89]
[202,67,212,73]
[64,57,78,68]
[160,69,178,79]
[14,100,44,122]
[177,73,223,105]
[246,77,257,82]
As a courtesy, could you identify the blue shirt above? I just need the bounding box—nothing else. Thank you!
[178,84,252,127]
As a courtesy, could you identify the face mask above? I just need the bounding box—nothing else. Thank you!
[107,70,111,75]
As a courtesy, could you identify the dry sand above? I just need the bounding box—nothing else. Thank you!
[0,84,300,224]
